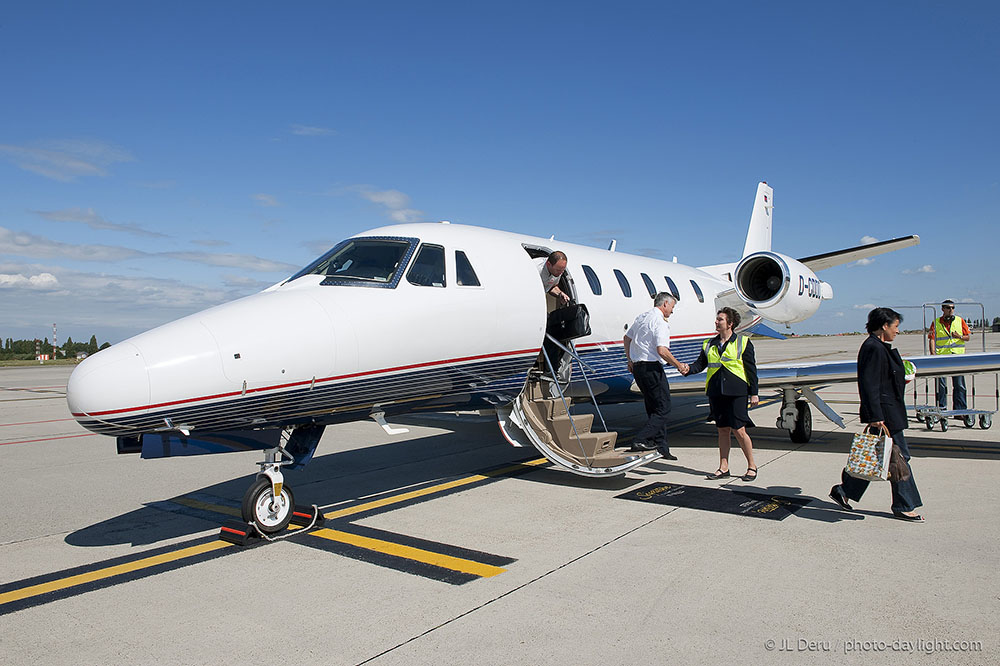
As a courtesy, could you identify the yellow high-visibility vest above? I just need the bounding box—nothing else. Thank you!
[933,317,966,355]
[704,335,748,386]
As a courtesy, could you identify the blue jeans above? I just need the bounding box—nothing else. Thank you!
[840,430,922,513]
[936,375,967,410]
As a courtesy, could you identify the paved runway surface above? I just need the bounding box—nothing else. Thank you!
[2,333,998,664]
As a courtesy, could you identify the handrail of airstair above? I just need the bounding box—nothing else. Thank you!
[543,333,610,433]
[539,339,593,466]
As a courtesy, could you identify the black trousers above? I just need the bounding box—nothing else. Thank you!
[632,361,672,447]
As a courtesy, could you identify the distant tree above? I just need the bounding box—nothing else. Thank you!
[88,335,99,354]
[99,342,111,351]
[994,316,1000,326]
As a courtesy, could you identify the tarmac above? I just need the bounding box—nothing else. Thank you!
[1,332,998,665]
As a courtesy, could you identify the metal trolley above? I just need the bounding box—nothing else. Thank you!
[909,302,996,431]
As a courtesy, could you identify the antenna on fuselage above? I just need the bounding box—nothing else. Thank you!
[608,240,617,252]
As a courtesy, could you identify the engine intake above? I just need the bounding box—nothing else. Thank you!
[734,251,830,323]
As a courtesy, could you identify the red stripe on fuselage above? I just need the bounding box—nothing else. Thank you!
[73,347,543,418]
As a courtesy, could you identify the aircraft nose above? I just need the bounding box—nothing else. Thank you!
[67,342,150,425]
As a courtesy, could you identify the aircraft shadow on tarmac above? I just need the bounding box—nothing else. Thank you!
[65,413,995,547]
[66,420,528,548]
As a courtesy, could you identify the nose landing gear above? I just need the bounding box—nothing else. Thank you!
[241,444,296,534]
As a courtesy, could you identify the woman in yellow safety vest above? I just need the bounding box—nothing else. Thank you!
[686,307,760,481]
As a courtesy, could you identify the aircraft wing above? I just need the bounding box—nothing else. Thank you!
[798,235,920,272]
[664,351,1000,394]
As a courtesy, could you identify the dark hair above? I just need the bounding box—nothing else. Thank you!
[718,307,741,329]
[547,250,567,265]
[866,307,903,333]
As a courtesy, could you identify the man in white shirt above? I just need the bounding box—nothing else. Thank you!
[623,292,688,459]
[537,251,570,305]
[538,250,572,396]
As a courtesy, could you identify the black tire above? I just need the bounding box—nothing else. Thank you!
[241,477,295,534]
[915,413,925,423]
[789,401,812,443]
[981,414,993,429]
[925,418,934,431]
[963,414,977,428]
[940,419,948,432]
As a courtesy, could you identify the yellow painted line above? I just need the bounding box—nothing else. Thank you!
[171,496,242,518]
[310,528,506,578]
[0,540,232,606]
[323,458,548,520]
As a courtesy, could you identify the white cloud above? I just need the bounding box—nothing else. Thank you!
[860,235,879,244]
[358,188,424,223]
[854,257,875,266]
[137,180,176,189]
[0,272,59,290]
[156,251,298,273]
[853,303,877,310]
[0,139,133,181]
[290,124,336,136]
[0,226,295,273]
[303,239,336,256]
[32,207,167,238]
[0,226,144,262]
[902,265,935,274]
[251,194,279,207]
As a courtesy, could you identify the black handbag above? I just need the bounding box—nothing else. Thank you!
[546,303,591,340]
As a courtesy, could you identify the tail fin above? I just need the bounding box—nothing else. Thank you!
[741,182,774,257]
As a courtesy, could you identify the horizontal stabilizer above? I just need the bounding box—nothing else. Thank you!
[799,235,920,272]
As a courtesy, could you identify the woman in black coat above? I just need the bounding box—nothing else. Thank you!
[829,307,924,521]
[686,307,760,481]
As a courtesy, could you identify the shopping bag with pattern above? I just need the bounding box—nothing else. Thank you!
[844,424,891,481]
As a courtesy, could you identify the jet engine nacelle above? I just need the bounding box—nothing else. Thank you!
[734,251,833,324]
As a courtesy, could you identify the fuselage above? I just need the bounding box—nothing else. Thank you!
[67,223,726,438]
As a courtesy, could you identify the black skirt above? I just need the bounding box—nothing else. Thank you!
[708,394,755,429]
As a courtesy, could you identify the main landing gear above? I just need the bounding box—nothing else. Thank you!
[777,388,812,443]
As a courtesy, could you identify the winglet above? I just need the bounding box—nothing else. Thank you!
[741,182,774,257]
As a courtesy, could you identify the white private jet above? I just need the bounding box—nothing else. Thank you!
[66,182,1000,533]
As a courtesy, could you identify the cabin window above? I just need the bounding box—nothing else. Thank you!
[613,269,632,297]
[664,276,680,301]
[690,279,705,303]
[455,250,481,286]
[407,244,446,287]
[289,236,416,288]
[582,264,602,295]
[640,273,657,298]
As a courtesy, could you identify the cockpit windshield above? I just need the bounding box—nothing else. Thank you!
[287,236,417,287]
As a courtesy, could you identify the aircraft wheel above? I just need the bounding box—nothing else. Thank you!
[940,419,948,432]
[789,401,812,443]
[963,414,977,428]
[241,478,295,534]
[981,414,993,430]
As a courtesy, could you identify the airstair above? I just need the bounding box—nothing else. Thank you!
[497,336,660,477]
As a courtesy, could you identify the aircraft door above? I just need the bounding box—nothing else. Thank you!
[499,246,660,477]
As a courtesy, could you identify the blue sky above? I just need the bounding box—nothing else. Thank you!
[1,1,997,344]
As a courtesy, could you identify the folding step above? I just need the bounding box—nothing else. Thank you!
[549,413,594,442]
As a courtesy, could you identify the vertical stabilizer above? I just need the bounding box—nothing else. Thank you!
[741,181,774,257]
